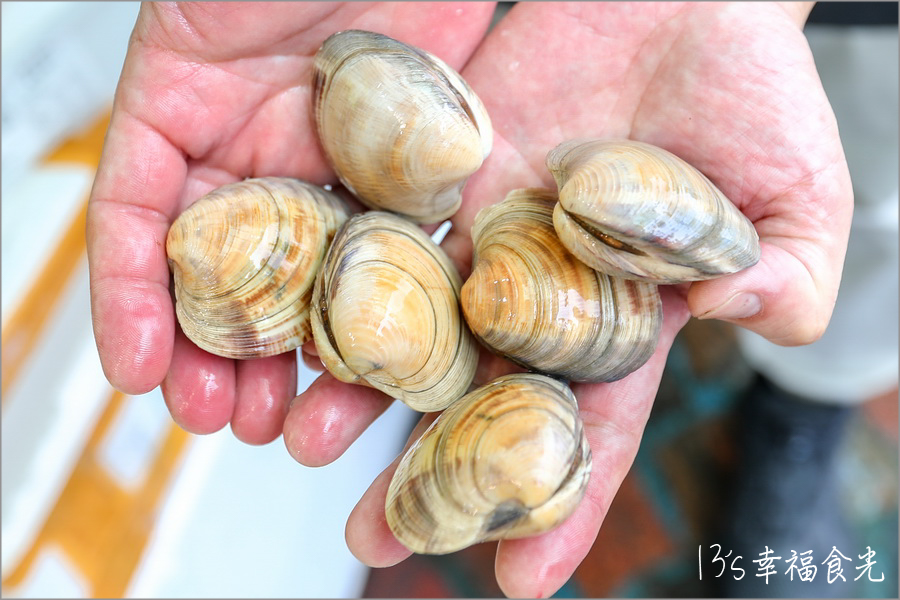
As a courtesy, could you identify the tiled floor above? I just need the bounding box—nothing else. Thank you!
[362,319,899,598]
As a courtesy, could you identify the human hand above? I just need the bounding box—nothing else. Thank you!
[324,2,852,596]
[86,1,497,444]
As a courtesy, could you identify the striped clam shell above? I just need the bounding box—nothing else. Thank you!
[166,177,349,359]
[313,29,492,224]
[461,188,661,382]
[548,139,760,284]
[385,373,591,554]
[310,211,477,412]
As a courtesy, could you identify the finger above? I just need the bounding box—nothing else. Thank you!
[302,339,319,357]
[689,221,851,346]
[283,372,394,467]
[230,351,298,445]
[472,346,526,387]
[161,325,236,435]
[87,111,187,394]
[345,412,439,567]
[345,454,414,568]
[301,350,326,372]
[300,341,326,370]
[494,286,690,598]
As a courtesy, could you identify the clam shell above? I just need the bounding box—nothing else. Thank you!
[313,30,492,223]
[461,188,661,382]
[166,177,349,359]
[548,139,761,283]
[310,211,477,412]
[385,373,592,555]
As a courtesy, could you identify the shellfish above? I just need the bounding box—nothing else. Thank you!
[548,139,761,284]
[310,211,478,412]
[313,29,492,223]
[385,373,592,555]
[461,188,661,382]
[165,177,349,359]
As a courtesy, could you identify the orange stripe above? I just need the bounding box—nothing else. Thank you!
[2,388,191,596]
[1,112,110,403]
[1,111,194,596]
[0,200,88,400]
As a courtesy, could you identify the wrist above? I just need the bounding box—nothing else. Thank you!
[778,2,816,26]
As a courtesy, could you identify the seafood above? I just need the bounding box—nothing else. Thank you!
[313,29,492,223]
[385,373,591,555]
[310,211,478,412]
[165,177,348,359]
[461,188,661,382]
[548,139,760,284]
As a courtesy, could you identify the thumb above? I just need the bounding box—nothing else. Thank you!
[688,236,847,347]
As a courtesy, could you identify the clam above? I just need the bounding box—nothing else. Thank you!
[166,177,348,359]
[385,373,592,555]
[313,29,492,223]
[310,211,478,412]
[548,139,761,284]
[461,188,661,382]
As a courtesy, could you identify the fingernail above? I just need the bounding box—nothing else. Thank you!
[698,292,762,321]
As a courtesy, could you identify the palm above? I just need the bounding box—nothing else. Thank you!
[342,3,849,597]
[89,3,850,598]
[87,2,495,443]
[121,3,499,197]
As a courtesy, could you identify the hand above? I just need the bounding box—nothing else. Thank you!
[326,2,852,597]
[86,1,497,444]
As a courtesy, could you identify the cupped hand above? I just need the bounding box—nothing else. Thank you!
[314,2,852,597]
[90,2,852,596]
[86,1,497,444]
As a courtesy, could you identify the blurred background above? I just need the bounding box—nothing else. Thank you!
[1,2,897,598]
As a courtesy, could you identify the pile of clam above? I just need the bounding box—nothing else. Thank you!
[165,30,760,555]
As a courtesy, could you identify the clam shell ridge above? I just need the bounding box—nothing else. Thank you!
[385,373,592,555]
[548,139,761,284]
[166,177,349,359]
[310,211,478,412]
[313,29,492,224]
[461,188,661,382]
